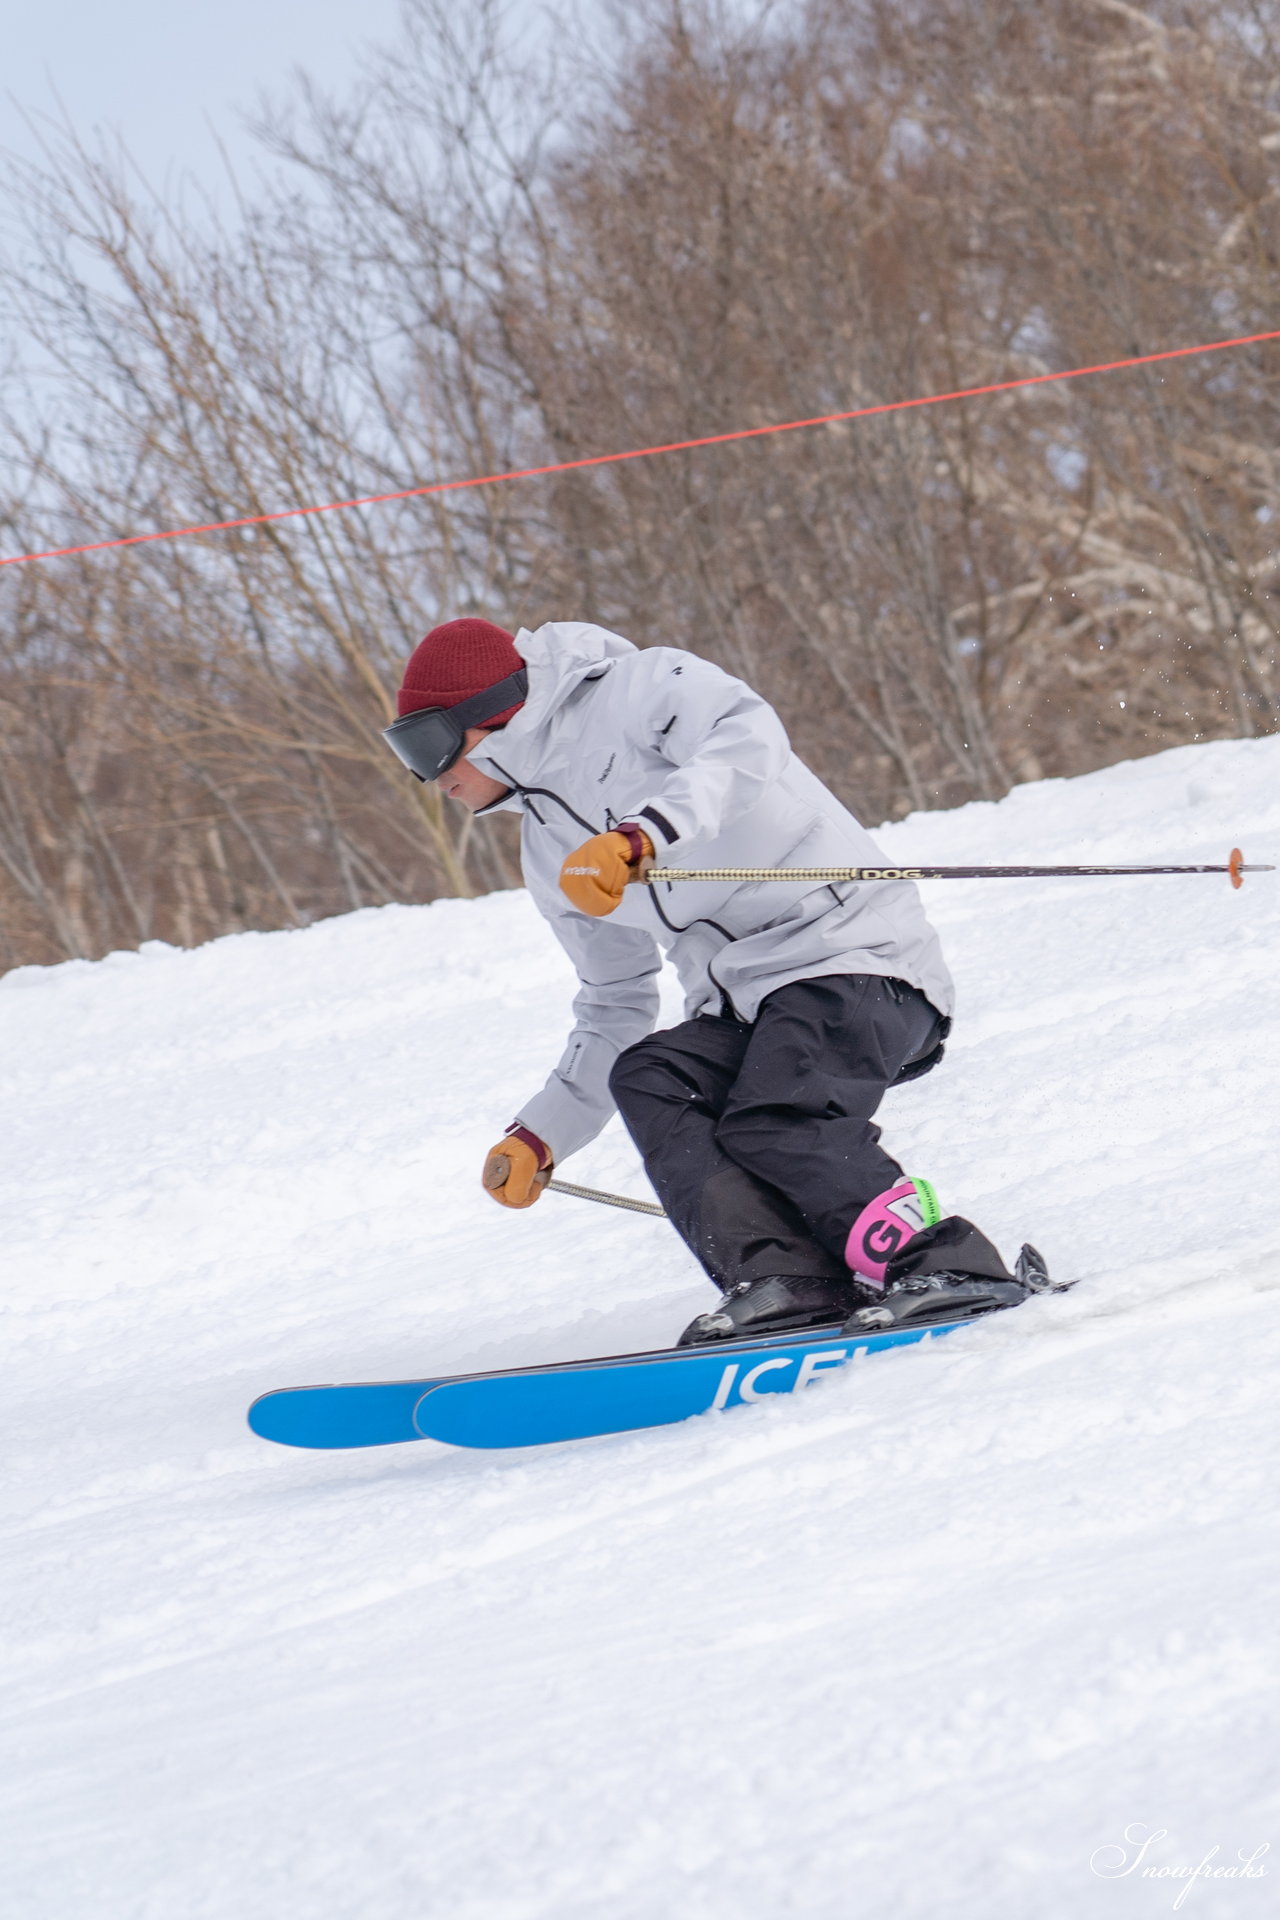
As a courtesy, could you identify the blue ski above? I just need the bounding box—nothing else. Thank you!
[247,1315,973,1452]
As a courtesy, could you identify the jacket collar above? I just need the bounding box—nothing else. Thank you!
[467,620,636,812]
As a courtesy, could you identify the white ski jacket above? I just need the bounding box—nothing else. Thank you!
[467,621,955,1163]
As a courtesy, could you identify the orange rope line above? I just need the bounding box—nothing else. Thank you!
[3,327,1278,569]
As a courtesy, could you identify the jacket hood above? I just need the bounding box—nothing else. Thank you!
[468,621,636,807]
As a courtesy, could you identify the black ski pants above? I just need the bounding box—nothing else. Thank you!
[608,974,946,1292]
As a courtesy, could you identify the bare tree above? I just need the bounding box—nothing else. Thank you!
[1,0,1276,971]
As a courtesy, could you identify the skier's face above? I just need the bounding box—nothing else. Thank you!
[434,726,511,812]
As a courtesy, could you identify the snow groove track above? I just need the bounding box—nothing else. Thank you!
[2,737,1279,1919]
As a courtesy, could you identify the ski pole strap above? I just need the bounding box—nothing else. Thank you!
[647,848,1272,889]
[548,1177,666,1218]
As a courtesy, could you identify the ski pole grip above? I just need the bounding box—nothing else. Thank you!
[483,1149,551,1195]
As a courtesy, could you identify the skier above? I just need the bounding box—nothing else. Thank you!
[383,616,1031,1345]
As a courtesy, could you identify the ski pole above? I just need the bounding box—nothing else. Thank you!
[553,849,1270,1218]
[647,848,1271,890]
[548,1177,666,1217]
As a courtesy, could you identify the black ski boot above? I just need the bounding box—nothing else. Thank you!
[843,1222,1070,1333]
[677,1273,858,1347]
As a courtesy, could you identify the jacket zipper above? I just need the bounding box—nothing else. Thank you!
[489,757,741,1008]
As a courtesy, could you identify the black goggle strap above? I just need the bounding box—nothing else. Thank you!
[439,668,529,732]
[383,668,528,774]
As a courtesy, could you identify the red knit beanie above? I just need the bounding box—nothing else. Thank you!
[396,618,526,722]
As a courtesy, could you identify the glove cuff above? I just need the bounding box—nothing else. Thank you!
[505,1123,553,1170]
[615,823,654,865]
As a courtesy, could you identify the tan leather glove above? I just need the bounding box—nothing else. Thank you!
[559,825,655,917]
[482,1127,553,1209]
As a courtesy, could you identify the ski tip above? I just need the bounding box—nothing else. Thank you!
[247,1390,331,1447]
[247,1379,433,1448]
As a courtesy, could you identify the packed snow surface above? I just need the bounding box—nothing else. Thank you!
[4,736,1280,1920]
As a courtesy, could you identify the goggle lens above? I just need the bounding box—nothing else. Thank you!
[382,708,465,783]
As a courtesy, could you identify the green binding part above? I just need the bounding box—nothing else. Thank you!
[912,1177,942,1229]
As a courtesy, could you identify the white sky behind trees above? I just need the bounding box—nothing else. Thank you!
[2,0,429,195]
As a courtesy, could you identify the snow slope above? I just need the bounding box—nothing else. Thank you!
[3,736,1279,1920]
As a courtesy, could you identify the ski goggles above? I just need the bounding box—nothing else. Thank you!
[381,669,528,782]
